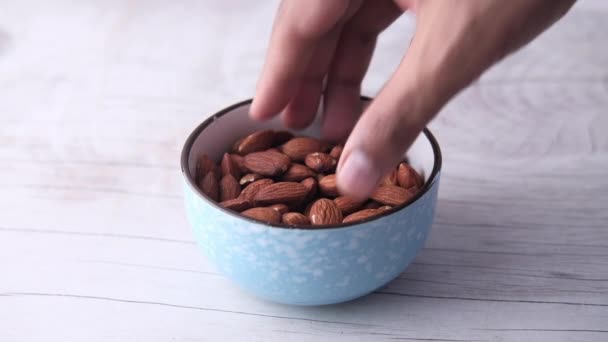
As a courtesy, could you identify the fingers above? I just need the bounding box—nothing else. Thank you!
[280,27,342,130]
[250,0,355,122]
[322,0,402,142]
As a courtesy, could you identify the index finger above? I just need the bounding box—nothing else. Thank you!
[250,0,355,121]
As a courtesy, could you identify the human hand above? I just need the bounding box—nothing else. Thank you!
[250,0,575,200]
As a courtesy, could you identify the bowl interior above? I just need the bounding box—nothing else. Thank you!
[185,99,437,188]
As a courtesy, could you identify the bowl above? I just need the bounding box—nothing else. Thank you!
[181,97,442,306]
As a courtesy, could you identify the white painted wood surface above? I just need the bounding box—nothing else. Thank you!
[1,1,607,341]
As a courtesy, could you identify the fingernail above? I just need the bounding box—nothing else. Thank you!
[337,149,381,200]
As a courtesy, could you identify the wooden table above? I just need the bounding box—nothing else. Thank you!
[1,1,607,341]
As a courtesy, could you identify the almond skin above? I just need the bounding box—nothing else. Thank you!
[241,207,281,223]
[397,163,424,189]
[329,145,343,159]
[243,150,291,176]
[236,130,275,155]
[309,198,343,225]
[343,209,381,224]
[239,173,264,187]
[381,168,399,186]
[195,154,219,182]
[240,178,273,201]
[221,153,240,178]
[378,205,393,213]
[371,185,414,206]
[253,182,308,206]
[333,196,366,216]
[230,154,248,174]
[318,174,339,197]
[269,203,289,215]
[199,171,219,201]
[220,197,252,212]
[280,137,326,161]
[305,152,336,173]
[219,174,240,202]
[282,212,310,226]
[281,163,316,182]
[231,137,244,154]
[406,185,421,195]
[273,130,294,145]
[300,177,318,203]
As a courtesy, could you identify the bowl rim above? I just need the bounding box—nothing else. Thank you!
[180,96,442,230]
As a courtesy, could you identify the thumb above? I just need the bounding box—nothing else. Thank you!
[336,2,482,200]
[335,82,433,200]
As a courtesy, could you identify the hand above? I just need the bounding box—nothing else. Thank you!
[250,0,575,200]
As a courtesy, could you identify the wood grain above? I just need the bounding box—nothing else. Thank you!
[0,0,607,341]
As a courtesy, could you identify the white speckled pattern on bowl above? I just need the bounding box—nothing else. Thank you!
[181,98,441,306]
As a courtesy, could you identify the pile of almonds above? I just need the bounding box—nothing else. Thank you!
[195,130,423,226]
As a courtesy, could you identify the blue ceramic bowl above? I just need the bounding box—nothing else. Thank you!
[181,98,442,306]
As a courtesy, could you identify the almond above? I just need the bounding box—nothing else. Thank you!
[241,207,281,223]
[381,168,399,186]
[280,137,326,161]
[300,177,317,203]
[282,212,310,226]
[281,163,316,182]
[397,163,424,189]
[315,173,325,182]
[406,185,421,195]
[239,173,263,187]
[309,198,342,225]
[371,185,414,206]
[221,153,240,178]
[199,171,219,201]
[220,197,252,212]
[196,131,422,228]
[305,152,336,173]
[378,205,393,212]
[333,196,365,215]
[343,209,380,224]
[240,178,273,201]
[230,154,248,174]
[243,150,291,176]
[195,154,219,182]
[253,182,308,206]
[273,130,294,145]
[235,130,275,155]
[269,203,289,215]
[318,174,339,197]
[219,174,240,201]
[232,137,244,154]
[329,145,343,159]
